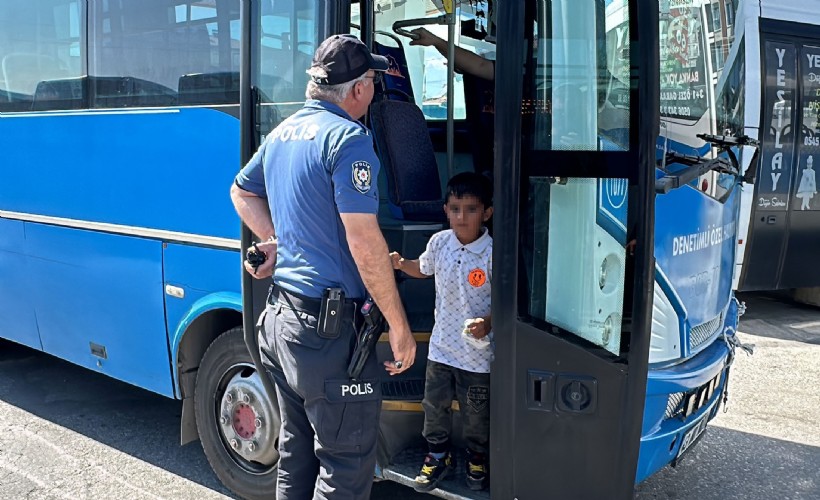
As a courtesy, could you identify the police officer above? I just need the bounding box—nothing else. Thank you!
[230,34,416,500]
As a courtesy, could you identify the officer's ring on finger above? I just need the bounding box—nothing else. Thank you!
[394,361,403,369]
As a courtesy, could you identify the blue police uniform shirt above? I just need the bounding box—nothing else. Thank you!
[235,99,380,299]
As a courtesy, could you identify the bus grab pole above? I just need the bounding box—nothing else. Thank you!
[445,2,455,180]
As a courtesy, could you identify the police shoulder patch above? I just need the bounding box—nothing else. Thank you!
[352,160,372,194]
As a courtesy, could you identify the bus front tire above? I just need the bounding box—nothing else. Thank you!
[195,326,279,500]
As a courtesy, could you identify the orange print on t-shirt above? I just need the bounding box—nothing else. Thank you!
[468,268,487,287]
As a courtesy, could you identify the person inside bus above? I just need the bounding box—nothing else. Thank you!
[230,34,417,500]
[409,27,495,178]
[390,172,494,492]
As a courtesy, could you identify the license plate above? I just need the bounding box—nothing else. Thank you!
[676,414,709,460]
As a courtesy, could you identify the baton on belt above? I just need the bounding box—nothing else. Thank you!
[347,296,385,380]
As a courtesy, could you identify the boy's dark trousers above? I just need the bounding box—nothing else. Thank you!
[422,359,490,454]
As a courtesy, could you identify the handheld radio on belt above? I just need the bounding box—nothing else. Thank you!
[347,297,385,380]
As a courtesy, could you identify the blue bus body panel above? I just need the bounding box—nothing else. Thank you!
[25,223,174,396]
[0,108,240,239]
[654,179,738,333]
[163,243,242,397]
[0,219,41,350]
[0,107,240,397]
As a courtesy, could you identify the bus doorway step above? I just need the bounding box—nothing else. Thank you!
[382,377,425,401]
[381,446,491,500]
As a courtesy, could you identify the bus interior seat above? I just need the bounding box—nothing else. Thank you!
[89,76,176,108]
[32,77,87,110]
[369,91,446,223]
[178,71,239,105]
[369,33,444,222]
[373,33,415,101]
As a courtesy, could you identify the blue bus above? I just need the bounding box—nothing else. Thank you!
[0,1,750,499]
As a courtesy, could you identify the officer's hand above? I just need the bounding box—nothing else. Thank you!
[384,326,416,376]
[243,240,277,279]
[408,28,436,46]
[389,251,403,270]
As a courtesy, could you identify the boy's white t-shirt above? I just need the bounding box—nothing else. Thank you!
[418,228,493,374]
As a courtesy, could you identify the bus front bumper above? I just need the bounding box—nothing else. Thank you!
[636,334,732,483]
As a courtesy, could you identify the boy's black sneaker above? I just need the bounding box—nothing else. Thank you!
[413,452,453,492]
[465,450,488,491]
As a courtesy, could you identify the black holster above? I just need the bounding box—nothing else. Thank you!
[347,296,385,380]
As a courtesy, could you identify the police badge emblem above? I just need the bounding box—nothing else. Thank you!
[352,161,372,194]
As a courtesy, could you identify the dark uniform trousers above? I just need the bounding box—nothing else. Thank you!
[422,359,490,455]
[258,292,382,500]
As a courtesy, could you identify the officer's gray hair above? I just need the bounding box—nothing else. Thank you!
[305,70,369,103]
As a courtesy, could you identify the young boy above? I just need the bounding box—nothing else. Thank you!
[390,172,493,492]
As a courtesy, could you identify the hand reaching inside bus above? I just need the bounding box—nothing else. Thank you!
[230,34,415,500]
[409,27,495,81]
[391,172,494,493]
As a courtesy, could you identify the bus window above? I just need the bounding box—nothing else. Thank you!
[252,0,318,140]
[659,3,708,123]
[88,0,240,108]
[526,0,631,152]
[717,36,744,136]
[0,0,82,112]
[370,1,495,120]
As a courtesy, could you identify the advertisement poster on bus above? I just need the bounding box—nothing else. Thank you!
[759,41,797,211]
[659,1,708,121]
[793,45,820,211]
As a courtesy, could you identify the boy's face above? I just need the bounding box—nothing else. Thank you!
[444,194,493,243]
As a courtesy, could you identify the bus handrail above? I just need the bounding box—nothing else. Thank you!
[391,16,446,40]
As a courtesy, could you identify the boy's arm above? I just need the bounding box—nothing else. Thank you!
[390,252,429,279]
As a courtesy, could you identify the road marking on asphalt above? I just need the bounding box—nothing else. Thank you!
[788,320,820,329]
[0,460,75,499]
[1,407,168,500]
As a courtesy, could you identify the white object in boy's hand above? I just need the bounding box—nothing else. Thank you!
[462,319,490,348]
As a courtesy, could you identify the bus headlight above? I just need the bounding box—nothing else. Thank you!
[650,280,681,364]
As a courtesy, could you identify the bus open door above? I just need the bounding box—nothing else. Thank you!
[491,1,658,498]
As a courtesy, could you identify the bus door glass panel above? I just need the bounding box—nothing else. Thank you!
[522,0,632,356]
[0,0,83,112]
[89,0,240,108]
[256,0,319,138]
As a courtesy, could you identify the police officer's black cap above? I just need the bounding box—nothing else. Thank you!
[309,34,389,85]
